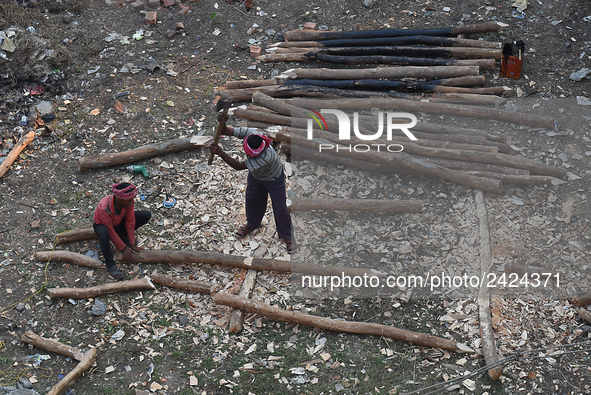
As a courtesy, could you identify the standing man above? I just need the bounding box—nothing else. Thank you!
[208,121,294,253]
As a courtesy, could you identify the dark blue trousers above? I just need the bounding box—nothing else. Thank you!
[93,211,151,268]
[245,172,292,241]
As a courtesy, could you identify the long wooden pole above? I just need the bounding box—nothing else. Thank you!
[78,136,211,172]
[47,348,97,395]
[275,35,502,49]
[273,46,502,59]
[36,250,103,268]
[258,53,497,70]
[213,293,471,352]
[280,65,480,80]
[475,190,503,380]
[22,331,86,362]
[288,97,556,129]
[54,228,97,244]
[151,273,217,294]
[47,277,156,299]
[120,250,376,277]
[284,22,502,41]
[291,198,423,212]
[0,130,35,179]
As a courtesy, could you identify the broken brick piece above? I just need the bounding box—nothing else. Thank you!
[148,0,160,7]
[244,0,253,10]
[178,4,190,14]
[145,11,157,24]
[165,30,176,39]
[249,46,262,57]
[163,0,175,6]
[175,22,184,30]
[303,22,317,30]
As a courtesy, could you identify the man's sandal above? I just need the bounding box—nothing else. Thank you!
[235,226,256,239]
[108,266,124,280]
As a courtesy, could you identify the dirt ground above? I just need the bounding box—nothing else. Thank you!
[1,0,591,394]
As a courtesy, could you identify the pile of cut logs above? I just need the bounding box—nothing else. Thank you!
[222,22,511,104]
[217,22,567,192]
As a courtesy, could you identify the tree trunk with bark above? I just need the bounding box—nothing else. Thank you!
[213,293,473,352]
[47,277,156,299]
[78,136,211,172]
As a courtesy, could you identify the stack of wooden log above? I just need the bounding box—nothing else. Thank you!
[221,22,511,104]
[216,22,567,192]
[232,92,566,194]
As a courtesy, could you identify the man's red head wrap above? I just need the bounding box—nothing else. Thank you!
[243,133,273,158]
[112,183,137,200]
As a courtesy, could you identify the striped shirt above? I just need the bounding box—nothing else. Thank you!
[233,127,283,181]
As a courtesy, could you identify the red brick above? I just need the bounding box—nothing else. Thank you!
[175,22,184,30]
[250,46,262,57]
[145,11,157,24]
[163,0,175,6]
[244,0,252,10]
[303,22,317,30]
[148,0,160,7]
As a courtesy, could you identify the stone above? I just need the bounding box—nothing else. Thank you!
[130,0,147,11]
[90,300,107,316]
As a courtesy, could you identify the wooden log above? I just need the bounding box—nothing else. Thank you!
[572,289,591,307]
[421,157,529,175]
[275,35,502,49]
[54,228,97,244]
[35,251,104,268]
[437,76,486,87]
[289,97,556,129]
[285,132,503,193]
[282,78,503,95]
[221,85,422,101]
[577,308,591,325]
[465,171,564,185]
[151,273,217,294]
[291,198,422,212]
[225,79,279,89]
[280,65,480,80]
[0,130,35,179]
[120,250,376,277]
[275,46,503,59]
[282,143,388,173]
[47,348,97,395]
[78,136,211,172]
[47,277,156,299]
[228,269,257,333]
[213,293,472,352]
[22,331,86,362]
[258,53,497,70]
[284,22,502,41]
[474,190,503,380]
[430,93,507,107]
[251,94,559,178]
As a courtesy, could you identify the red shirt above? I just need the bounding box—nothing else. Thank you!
[93,195,135,251]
